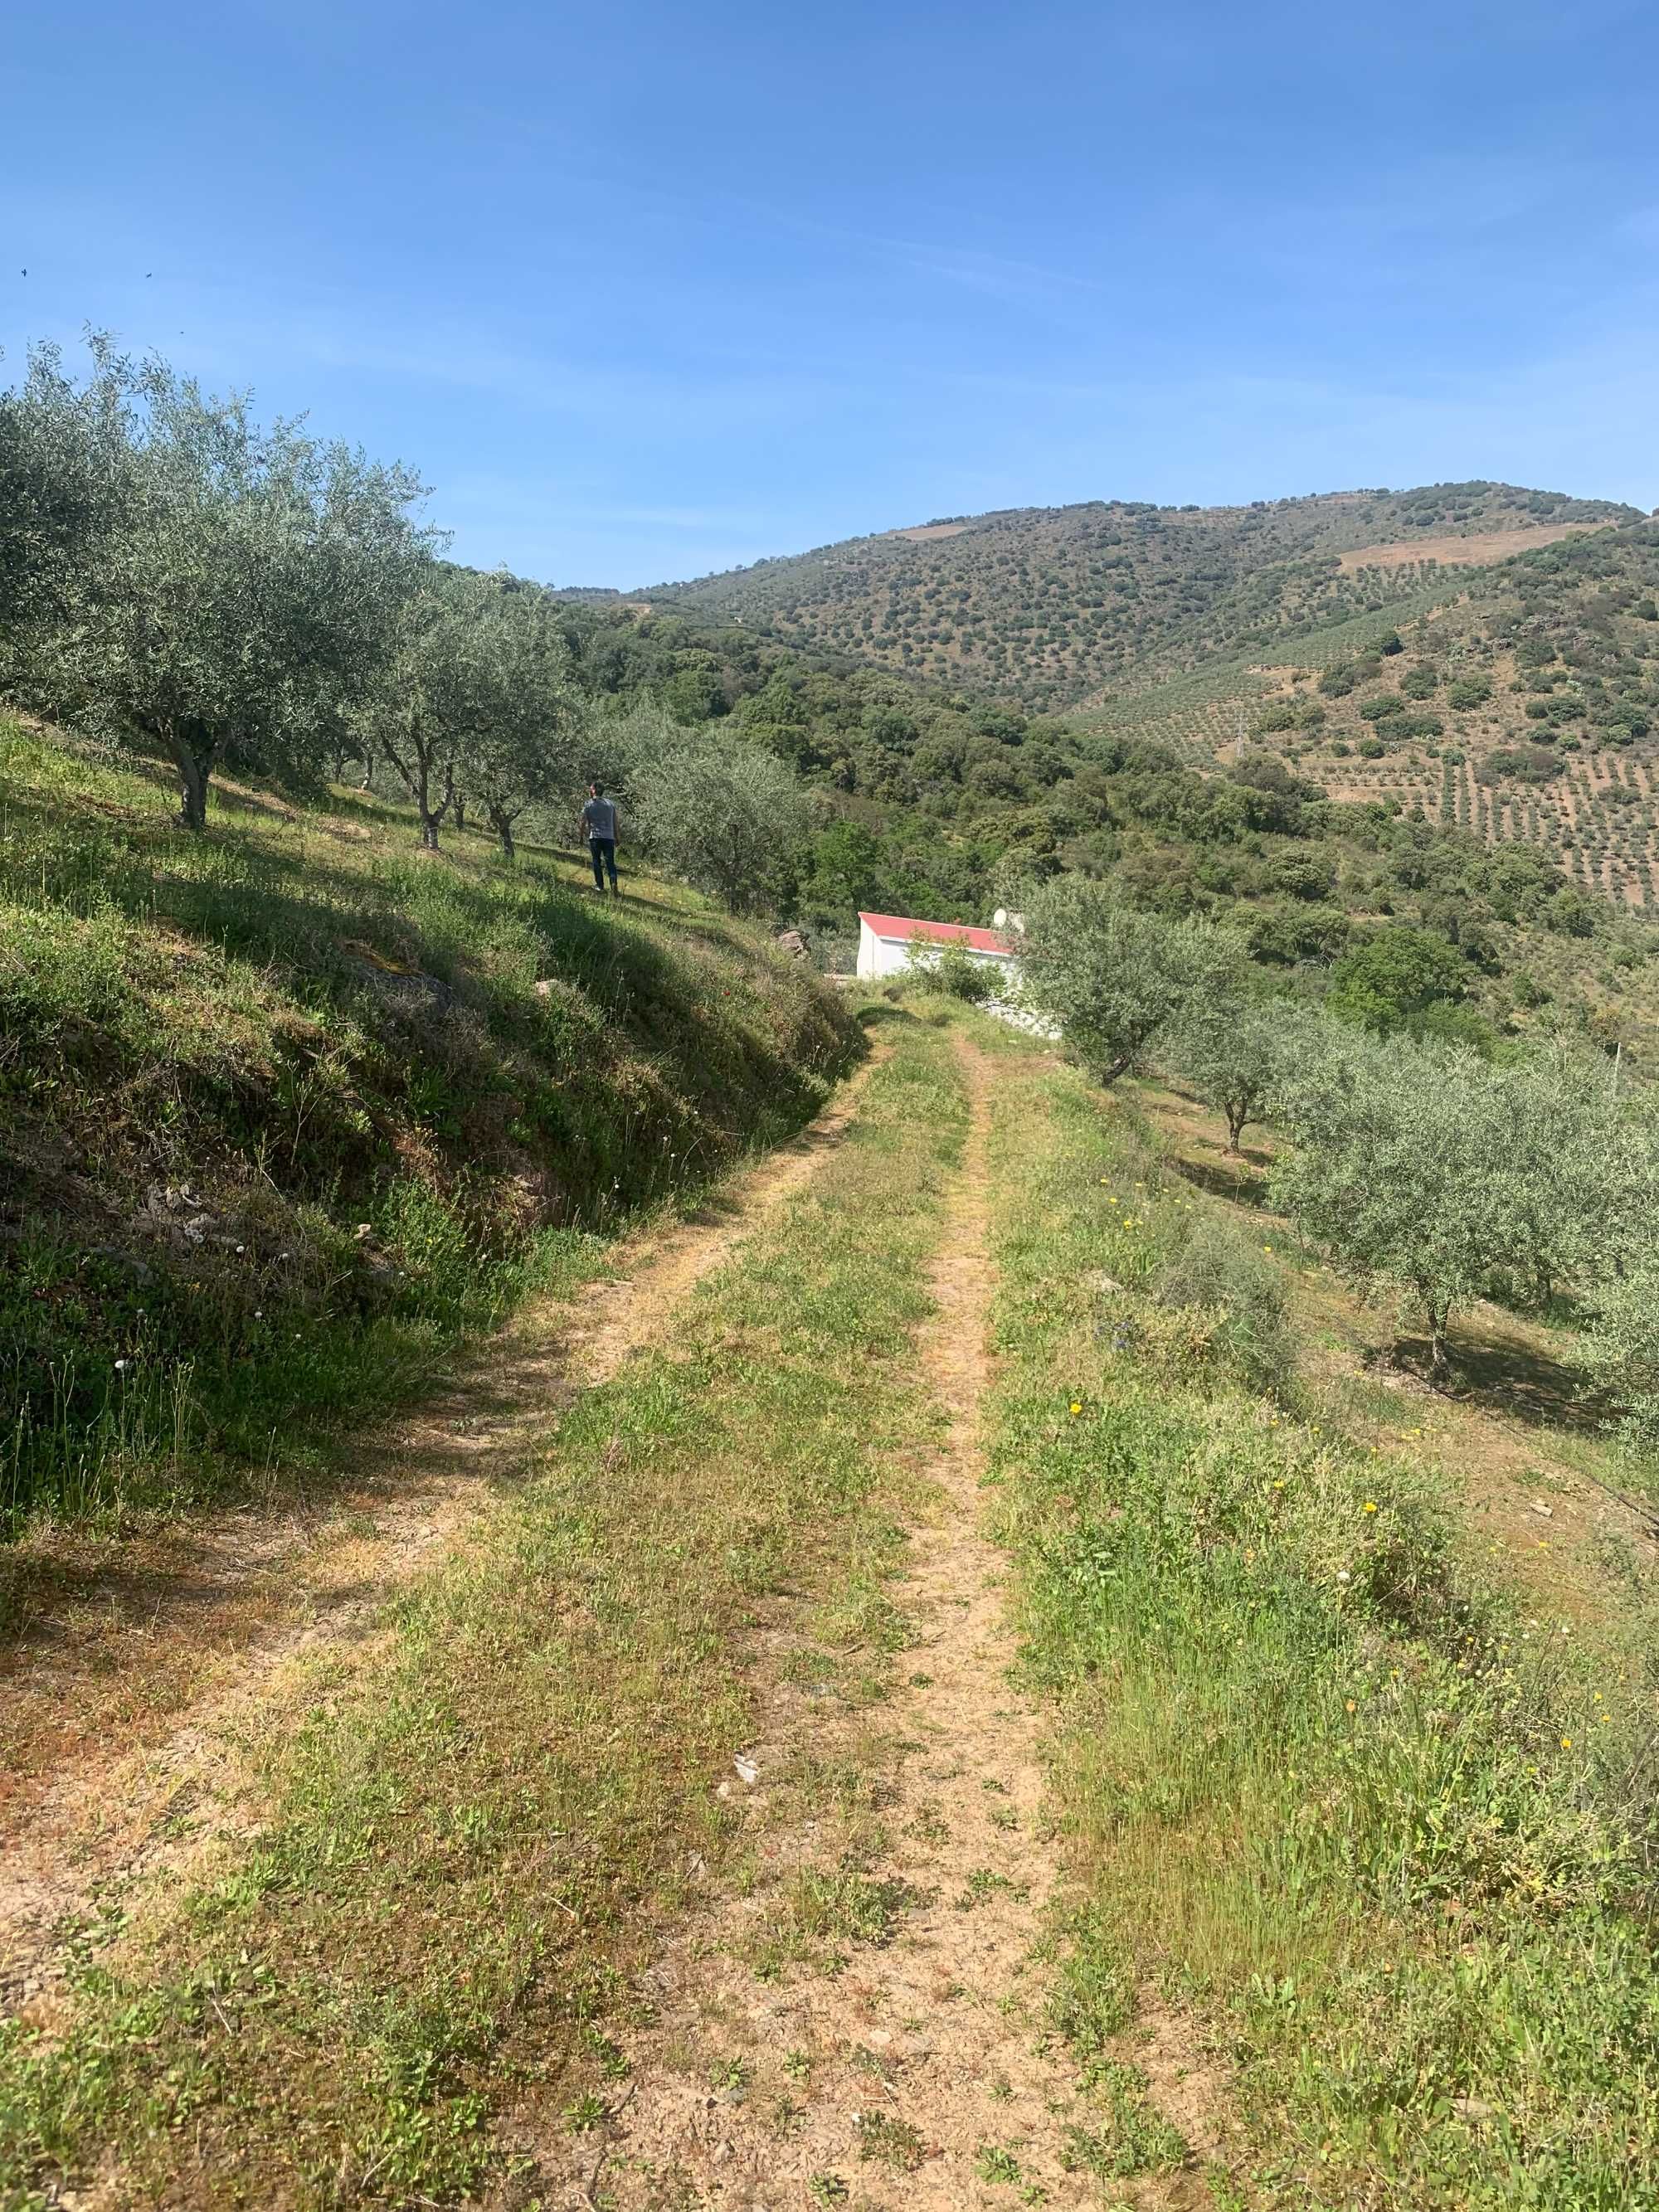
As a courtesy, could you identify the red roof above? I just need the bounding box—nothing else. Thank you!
[858,912,1014,955]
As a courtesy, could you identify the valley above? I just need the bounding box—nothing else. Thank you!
[5,328,1659,2211]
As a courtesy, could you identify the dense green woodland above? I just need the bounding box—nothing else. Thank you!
[545,591,1656,1059]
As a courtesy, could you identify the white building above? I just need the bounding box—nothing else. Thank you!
[855,910,1021,984]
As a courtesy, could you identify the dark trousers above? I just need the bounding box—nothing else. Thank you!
[589,836,617,891]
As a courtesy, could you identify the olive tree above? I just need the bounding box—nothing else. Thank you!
[1574,1094,1659,1448]
[1269,1034,1538,1371]
[1019,876,1232,1085]
[1168,985,1313,1154]
[0,337,136,696]
[1481,1044,1626,1310]
[1579,1233,1659,1456]
[630,737,810,913]
[450,579,584,859]
[8,339,433,829]
[369,574,510,851]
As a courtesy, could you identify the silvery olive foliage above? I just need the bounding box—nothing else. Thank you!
[629,738,811,914]
[1019,876,1237,1085]
[1,335,435,828]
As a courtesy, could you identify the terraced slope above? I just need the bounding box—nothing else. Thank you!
[1087,518,1659,906]
[0,716,855,1539]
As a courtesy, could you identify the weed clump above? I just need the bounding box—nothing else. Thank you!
[1148,1213,1295,1397]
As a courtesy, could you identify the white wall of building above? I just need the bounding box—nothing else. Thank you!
[856,920,1019,984]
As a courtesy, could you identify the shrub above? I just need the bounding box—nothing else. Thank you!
[1401,665,1439,700]
[1326,924,1466,1035]
[1447,676,1493,711]
[904,933,997,1002]
[1149,1214,1295,1396]
[1477,744,1559,787]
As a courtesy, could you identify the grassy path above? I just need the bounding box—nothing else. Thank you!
[7,1000,1652,2211]
[518,1035,1131,2210]
[0,1018,943,2207]
[0,1053,888,2023]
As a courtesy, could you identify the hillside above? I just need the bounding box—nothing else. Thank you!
[1088,517,1659,907]
[535,593,1659,1062]
[641,482,1638,710]
[0,715,855,1540]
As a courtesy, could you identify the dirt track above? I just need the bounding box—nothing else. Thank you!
[0,1053,884,2020]
[517,1038,1219,2210]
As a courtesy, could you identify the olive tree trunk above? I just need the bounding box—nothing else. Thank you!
[164,724,214,832]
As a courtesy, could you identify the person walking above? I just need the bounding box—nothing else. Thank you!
[581,782,620,895]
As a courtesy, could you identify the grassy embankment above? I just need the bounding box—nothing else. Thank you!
[980,1032,1659,2209]
[0,717,856,1548]
[0,1009,966,2206]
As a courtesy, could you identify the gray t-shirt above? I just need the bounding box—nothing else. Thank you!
[581,795,618,841]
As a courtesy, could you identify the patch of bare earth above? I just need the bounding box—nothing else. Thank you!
[517,1041,1224,2211]
[0,1053,883,2021]
[885,523,972,542]
[1335,522,1609,571]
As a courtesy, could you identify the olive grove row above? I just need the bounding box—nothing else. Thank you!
[1016,877,1659,1442]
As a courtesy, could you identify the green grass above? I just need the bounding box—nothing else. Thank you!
[0,1007,968,2207]
[982,1048,1659,2210]
[0,717,858,1538]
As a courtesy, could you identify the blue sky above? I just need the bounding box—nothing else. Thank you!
[5,2,1657,586]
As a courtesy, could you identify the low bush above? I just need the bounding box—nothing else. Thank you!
[904,933,999,1002]
[1148,1212,1296,1396]
[1447,676,1494,711]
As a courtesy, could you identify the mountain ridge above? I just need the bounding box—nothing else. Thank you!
[625,481,1643,711]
